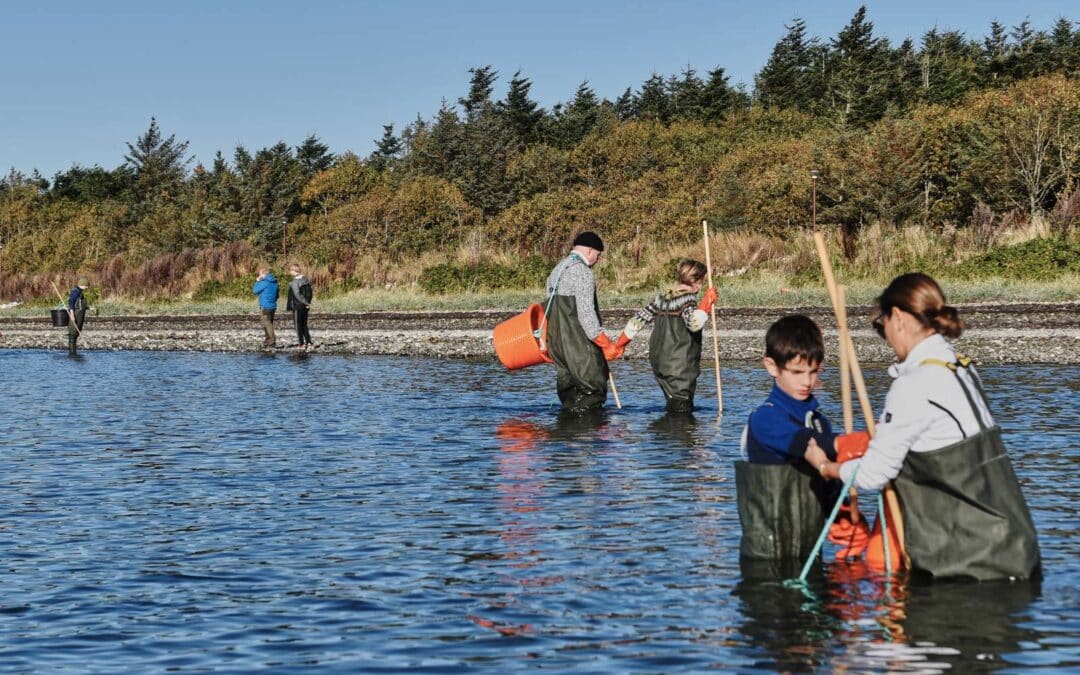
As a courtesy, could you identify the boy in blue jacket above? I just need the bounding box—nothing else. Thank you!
[252,268,279,349]
[736,314,869,564]
[741,314,836,463]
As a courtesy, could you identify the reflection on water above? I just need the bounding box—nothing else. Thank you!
[0,350,1076,671]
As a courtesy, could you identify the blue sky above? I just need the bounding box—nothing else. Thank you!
[1,1,1075,178]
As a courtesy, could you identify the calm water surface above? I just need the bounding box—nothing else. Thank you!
[1,350,1077,672]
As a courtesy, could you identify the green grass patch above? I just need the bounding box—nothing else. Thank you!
[950,238,1080,281]
[418,256,549,294]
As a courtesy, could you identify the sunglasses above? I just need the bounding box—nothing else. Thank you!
[871,312,886,339]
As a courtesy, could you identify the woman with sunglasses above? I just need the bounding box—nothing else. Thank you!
[805,272,1040,580]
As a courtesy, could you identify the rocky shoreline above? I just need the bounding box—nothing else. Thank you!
[2,302,1078,363]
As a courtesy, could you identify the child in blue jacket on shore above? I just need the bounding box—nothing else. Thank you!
[252,268,279,349]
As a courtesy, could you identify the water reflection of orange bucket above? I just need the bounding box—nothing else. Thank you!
[493,304,548,370]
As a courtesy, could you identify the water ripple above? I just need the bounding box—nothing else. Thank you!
[0,350,1076,671]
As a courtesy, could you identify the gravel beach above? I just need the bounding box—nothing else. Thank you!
[2,303,1078,363]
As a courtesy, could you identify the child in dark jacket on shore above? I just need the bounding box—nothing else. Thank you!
[287,264,314,349]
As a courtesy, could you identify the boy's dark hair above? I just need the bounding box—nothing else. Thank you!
[765,314,824,369]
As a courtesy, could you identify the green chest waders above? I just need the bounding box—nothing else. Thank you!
[546,294,608,411]
[648,311,703,413]
[893,358,1041,580]
[734,460,832,564]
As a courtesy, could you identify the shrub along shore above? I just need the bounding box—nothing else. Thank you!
[2,11,1077,309]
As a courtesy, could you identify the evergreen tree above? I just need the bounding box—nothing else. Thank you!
[1006,20,1039,80]
[667,67,701,121]
[699,66,738,123]
[827,6,894,126]
[552,82,601,149]
[241,141,303,248]
[499,70,544,145]
[370,124,403,172]
[637,73,671,122]
[755,17,826,110]
[124,117,191,203]
[411,100,465,180]
[233,146,253,177]
[459,65,498,117]
[613,87,637,121]
[50,165,132,203]
[889,37,922,110]
[398,113,427,158]
[983,19,1009,82]
[1048,18,1076,72]
[918,29,982,105]
[296,134,334,177]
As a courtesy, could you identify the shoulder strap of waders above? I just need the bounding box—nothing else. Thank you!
[537,254,586,345]
[919,354,991,432]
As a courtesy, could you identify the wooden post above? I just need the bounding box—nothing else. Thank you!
[837,286,854,435]
[608,373,622,409]
[701,220,723,415]
[813,233,905,564]
[836,285,859,524]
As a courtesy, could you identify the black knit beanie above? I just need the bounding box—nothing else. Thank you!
[572,231,604,251]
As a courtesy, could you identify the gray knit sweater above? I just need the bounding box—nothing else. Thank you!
[545,253,603,339]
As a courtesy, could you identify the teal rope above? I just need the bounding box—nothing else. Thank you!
[796,464,860,583]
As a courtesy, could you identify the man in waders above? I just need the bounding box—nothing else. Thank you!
[544,231,622,412]
[67,278,92,356]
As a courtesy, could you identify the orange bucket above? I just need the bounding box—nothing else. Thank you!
[865,512,905,572]
[493,304,549,370]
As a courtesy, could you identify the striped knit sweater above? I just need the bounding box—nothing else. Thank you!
[622,288,708,340]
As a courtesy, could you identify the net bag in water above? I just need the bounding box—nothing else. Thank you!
[493,304,549,370]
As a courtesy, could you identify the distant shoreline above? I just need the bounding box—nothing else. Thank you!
[3,303,1078,363]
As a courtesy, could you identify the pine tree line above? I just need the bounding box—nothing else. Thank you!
[1,7,1078,287]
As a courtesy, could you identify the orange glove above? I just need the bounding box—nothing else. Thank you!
[698,286,718,313]
[836,431,871,463]
[614,332,631,348]
[593,333,622,361]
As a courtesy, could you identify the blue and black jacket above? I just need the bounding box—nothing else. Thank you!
[743,383,837,464]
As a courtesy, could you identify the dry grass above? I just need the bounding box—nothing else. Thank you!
[1,215,1077,315]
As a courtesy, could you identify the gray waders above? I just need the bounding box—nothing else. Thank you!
[734,460,831,563]
[546,294,608,412]
[893,358,1041,581]
[649,309,702,413]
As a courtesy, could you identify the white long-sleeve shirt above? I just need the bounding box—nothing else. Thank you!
[839,333,994,491]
